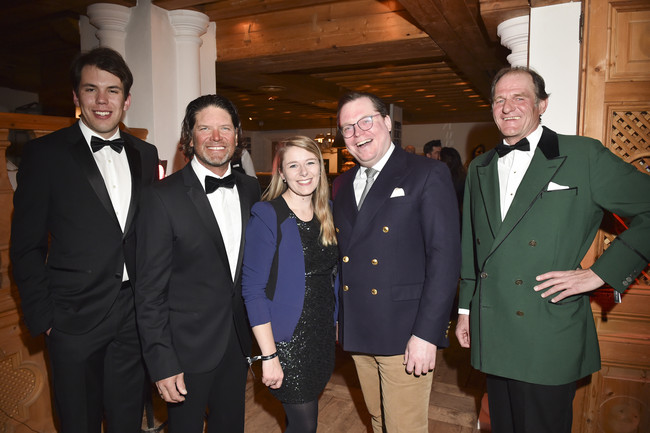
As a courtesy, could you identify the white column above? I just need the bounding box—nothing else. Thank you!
[200,22,217,95]
[529,3,582,135]
[497,15,530,67]
[169,10,209,124]
[86,3,131,56]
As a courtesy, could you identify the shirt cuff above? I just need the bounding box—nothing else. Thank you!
[458,308,470,315]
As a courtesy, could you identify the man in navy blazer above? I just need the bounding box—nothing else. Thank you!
[10,47,159,433]
[333,92,461,433]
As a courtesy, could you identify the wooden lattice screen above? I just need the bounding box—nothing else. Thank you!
[599,109,650,287]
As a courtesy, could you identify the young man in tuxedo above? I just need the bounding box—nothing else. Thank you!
[456,67,650,433]
[135,94,260,432]
[332,92,461,433]
[10,47,159,433]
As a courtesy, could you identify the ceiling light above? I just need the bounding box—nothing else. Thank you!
[258,85,286,92]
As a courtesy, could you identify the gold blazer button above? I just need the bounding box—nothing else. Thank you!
[382,226,389,233]
[371,288,378,295]
[343,285,349,291]
[343,256,349,263]
[371,259,378,265]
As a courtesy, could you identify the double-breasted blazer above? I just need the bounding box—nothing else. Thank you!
[459,127,650,385]
[333,145,461,355]
[10,122,159,337]
[134,163,260,382]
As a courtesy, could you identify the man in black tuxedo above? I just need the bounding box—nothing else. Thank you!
[135,94,260,432]
[10,47,159,433]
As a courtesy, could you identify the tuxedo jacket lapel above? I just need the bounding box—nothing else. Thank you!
[182,165,232,281]
[123,137,143,237]
[68,128,121,228]
[233,172,252,286]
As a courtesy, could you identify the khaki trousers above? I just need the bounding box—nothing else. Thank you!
[352,353,433,433]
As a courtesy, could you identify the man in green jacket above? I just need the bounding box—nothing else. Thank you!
[456,66,650,433]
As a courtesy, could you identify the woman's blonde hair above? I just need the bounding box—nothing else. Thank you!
[263,136,337,246]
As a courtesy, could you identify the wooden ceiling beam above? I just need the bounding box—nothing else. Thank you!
[217,39,443,74]
[399,0,505,99]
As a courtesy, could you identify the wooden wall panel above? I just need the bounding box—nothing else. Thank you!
[576,1,650,432]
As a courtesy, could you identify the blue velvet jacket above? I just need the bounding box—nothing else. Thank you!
[242,198,339,342]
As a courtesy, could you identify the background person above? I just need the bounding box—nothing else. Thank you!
[423,139,442,160]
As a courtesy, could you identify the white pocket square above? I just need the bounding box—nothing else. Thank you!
[390,187,405,198]
[547,181,570,191]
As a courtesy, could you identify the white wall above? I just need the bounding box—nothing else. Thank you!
[529,2,582,134]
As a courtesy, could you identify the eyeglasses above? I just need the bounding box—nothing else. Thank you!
[339,113,382,138]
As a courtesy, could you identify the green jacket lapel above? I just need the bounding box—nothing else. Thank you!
[489,127,566,255]
[476,149,502,238]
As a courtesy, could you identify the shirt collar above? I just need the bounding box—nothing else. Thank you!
[500,124,544,155]
[78,119,121,150]
[357,143,395,179]
[191,157,233,191]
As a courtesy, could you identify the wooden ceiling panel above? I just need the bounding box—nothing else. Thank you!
[1,0,511,129]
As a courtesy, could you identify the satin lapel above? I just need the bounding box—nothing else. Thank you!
[182,166,231,273]
[488,131,566,257]
[122,138,142,237]
[350,150,407,245]
[476,150,501,238]
[233,173,250,286]
[69,132,120,227]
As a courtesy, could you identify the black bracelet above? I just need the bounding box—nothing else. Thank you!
[246,352,278,366]
[261,352,278,361]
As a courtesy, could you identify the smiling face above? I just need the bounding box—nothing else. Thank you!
[492,71,548,145]
[339,96,393,168]
[73,65,130,139]
[190,106,237,177]
[280,145,321,199]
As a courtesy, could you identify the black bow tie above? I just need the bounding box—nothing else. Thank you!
[91,136,124,153]
[496,138,530,157]
[205,174,236,193]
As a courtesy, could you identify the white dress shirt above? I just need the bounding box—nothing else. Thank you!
[353,143,396,206]
[79,120,132,281]
[191,158,242,281]
[497,125,543,220]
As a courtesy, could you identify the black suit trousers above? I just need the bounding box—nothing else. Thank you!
[167,324,248,433]
[45,286,145,433]
[486,374,576,433]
